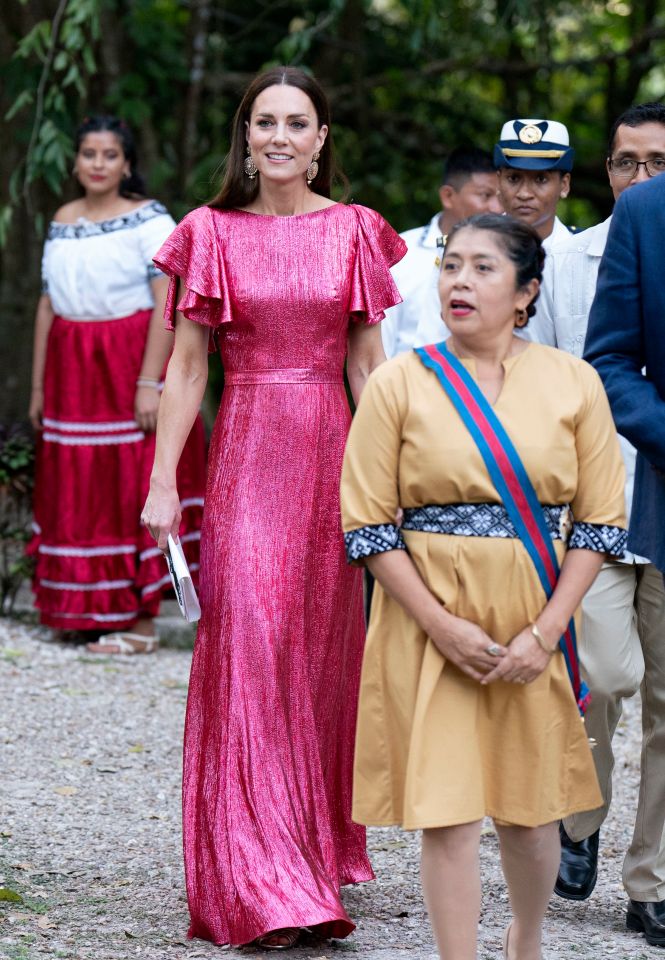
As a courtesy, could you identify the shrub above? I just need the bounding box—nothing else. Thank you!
[0,424,35,615]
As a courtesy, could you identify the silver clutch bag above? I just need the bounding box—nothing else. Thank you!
[165,534,201,622]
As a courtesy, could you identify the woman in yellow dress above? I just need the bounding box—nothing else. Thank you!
[340,213,627,960]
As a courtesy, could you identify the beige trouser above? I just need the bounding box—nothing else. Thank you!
[564,560,665,900]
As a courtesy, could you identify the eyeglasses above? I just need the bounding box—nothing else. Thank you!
[608,157,665,179]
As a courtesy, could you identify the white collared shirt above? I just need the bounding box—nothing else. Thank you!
[519,215,574,343]
[529,215,644,562]
[384,214,574,356]
[381,214,450,357]
[543,213,575,253]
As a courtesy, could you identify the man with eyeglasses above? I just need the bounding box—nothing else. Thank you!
[539,102,665,948]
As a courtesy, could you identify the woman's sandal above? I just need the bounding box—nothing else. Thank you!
[85,633,159,655]
[255,927,302,950]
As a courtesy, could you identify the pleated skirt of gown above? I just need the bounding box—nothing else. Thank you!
[182,377,373,946]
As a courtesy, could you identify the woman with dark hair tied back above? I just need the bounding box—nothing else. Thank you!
[141,67,406,947]
[341,213,628,959]
[29,115,206,652]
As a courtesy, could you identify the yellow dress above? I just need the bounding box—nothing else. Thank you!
[340,344,626,829]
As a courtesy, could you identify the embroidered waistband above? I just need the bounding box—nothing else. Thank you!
[225,368,344,385]
[402,503,573,543]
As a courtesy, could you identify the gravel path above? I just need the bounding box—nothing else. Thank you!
[0,617,658,959]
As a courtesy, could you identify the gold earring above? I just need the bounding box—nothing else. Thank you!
[306,151,320,186]
[515,308,528,328]
[244,146,258,180]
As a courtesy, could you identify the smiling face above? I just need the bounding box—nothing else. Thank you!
[74,131,129,197]
[496,167,570,239]
[439,226,538,341]
[245,84,328,187]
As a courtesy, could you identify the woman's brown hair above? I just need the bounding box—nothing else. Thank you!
[209,66,344,209]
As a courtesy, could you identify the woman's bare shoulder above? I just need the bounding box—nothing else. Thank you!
[52,200,86,224]
[52,198,151,224]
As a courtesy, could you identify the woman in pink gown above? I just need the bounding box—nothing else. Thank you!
[141,67,406,947]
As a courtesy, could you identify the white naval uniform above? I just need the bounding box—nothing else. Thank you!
[535,215,665,900]
[384,214,573,357]
[521,214,573,343]
[381,214,450,357]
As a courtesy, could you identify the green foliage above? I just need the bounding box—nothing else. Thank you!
[4,0,665,243]
[0,887,23,903]
[1,0,102,237]
[0,427,34,489]
[0,426,35,615]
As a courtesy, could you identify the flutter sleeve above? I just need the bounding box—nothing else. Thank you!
[341,360,407,564]
[152,205,232,339]
[568,362,628,557]
[348,205,408,325]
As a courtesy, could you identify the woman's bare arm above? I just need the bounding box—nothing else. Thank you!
[346,322,386,404]
[29,294,55,429]
[134,275,175,433]
[141,306,209,550]
[481,548,605,685]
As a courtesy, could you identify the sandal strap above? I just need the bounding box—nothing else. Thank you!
[91,633,158,655]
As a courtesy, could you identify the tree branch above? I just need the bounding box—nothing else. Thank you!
[22,0,69,214]
[330,23,665,99]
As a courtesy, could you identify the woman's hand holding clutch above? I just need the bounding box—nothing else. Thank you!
[141,479,182,553]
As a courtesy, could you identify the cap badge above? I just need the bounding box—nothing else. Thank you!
[518,124,544,145]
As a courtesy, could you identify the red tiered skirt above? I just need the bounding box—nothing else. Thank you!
[29,310,207,631]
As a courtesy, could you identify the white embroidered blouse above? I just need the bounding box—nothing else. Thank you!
[41,201,176,321]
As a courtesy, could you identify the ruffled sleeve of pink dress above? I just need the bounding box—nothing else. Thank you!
[153,205,232,344]
[349,204,407,325]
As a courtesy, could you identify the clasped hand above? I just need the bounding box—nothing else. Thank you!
[429,615,552,685]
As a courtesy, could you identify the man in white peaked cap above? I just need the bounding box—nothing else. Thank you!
[495,118,574,249]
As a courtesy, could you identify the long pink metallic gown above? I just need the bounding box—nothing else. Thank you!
[154,202,406,945]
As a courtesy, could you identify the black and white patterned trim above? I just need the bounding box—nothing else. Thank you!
[402,503,572,542]
[568,522,627,557]
[344,524,406,563]
[47,200,168,240]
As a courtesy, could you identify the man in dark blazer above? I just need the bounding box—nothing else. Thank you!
[585,170,665,946]
[585,172,665,571]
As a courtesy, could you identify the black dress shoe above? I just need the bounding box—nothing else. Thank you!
[627,899,665,947]
[554,823,599,901]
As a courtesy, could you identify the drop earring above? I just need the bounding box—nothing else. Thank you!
[244,146,258,180]
[306,151,320,186]
[515,308,528,328]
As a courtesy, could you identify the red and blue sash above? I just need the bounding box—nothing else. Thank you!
[414,341,590,716]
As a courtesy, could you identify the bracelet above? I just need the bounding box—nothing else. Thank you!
[531,622,557,655]
[136,377,161,390]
